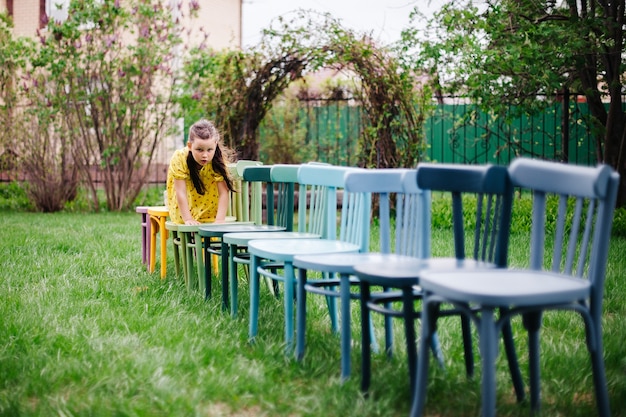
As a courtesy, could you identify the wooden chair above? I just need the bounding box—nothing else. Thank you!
[354,163,524,400]
[180,160,262,294]
[247,164,365,352]
[292,168,434,380]
[411,158,618,417]
[219,164,300,316]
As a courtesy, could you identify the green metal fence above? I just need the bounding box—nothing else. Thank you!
[259,97,603,167]
[424,98,598,166]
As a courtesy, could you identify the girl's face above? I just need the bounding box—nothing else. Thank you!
[188,136,217,166]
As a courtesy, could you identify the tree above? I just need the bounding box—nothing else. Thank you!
[23,0,188,211]
[407,0,626,206]
[1,13,79,212]
[180,10,431,168]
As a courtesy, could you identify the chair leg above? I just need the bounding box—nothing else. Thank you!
[296,268,307,361]
[194,234,204,292]
[500,308,525,403]
[141,213,148,265]
[204,240,211,299]
[180,233,189,287]
[461,314,475,377]
[524,311,542,413]
[218,241,229,311]
[149,219,157,274]
[145,217,151,272]
[430,330,445,369]
[181,233,193,291]
[383,287,393,357]
[324,272,339,334]
[360,281,372,393]
[478,308,498,417]
[411,296,436,417]
[249,254,261,341]
[159,221,167,280]
[171,231,181,278]
[283,261,296,353]
[402,287,418,395]
[588,320,611,417]
[229,244,238,317]
[339,272,352,381]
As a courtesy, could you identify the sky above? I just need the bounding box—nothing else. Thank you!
[241,0,444,48]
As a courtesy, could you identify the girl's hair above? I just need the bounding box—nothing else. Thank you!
[186,119,236,194]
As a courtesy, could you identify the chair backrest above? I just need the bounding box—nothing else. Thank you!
[269,164,300,231]
[508,157,619,312]
[416,163,514,267]
[228,160,263,223]
[242,165,272,226]
[343,169,431,257]
[296,164,365,244]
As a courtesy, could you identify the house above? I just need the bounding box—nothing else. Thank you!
[0,0,242,50]
[0,0,243,182]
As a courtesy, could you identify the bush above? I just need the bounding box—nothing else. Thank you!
[132,185,167,208]
[611,206,626,238]
[431,192,626,238]
[0,182,34,211]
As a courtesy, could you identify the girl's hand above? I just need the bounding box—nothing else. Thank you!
[184,218,201,225]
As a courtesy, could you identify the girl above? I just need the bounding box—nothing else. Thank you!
[166,119,236,224]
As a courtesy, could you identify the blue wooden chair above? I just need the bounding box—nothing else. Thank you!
[247,164,365,352]
[220,163,329,313]
[411,158,618,417]
[218,164,301,316]
[292,168,435,381]
[354,163,525,400]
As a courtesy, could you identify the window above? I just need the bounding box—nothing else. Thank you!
[46,0,70,24]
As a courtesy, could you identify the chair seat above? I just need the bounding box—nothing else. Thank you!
[198,221,263,237]
[293,252,400,274]
[419,269,591,307]
[223,231,318,246]
[354,255,495,287]
[248,239,361,262]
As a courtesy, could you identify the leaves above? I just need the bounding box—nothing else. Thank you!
[177,9,431,168]
[404,0,626,205]
[14,0,183,211]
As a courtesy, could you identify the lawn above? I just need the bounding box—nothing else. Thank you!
[1,211,625,416]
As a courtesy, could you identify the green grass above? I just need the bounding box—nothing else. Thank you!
[1,211,625,416]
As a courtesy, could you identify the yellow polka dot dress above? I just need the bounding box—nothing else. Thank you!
[166,148,224,224]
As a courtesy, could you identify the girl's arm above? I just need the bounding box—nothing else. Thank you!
[214,180,229,223]
[174,179,200,225]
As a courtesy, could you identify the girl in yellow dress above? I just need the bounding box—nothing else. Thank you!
[166,119,235,224]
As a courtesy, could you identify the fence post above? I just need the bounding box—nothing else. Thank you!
[561,87,570,163]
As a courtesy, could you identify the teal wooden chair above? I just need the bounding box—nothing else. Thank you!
[411,158,618,417]
[221,164,301,316]
[292,168,436,380]
[221,162,328,309]
[354,163,525,401]
[247,164,365,352]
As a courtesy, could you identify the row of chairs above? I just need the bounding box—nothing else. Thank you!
[137,158,618,417]
[135,160,265,282]
[245,159,617,417]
